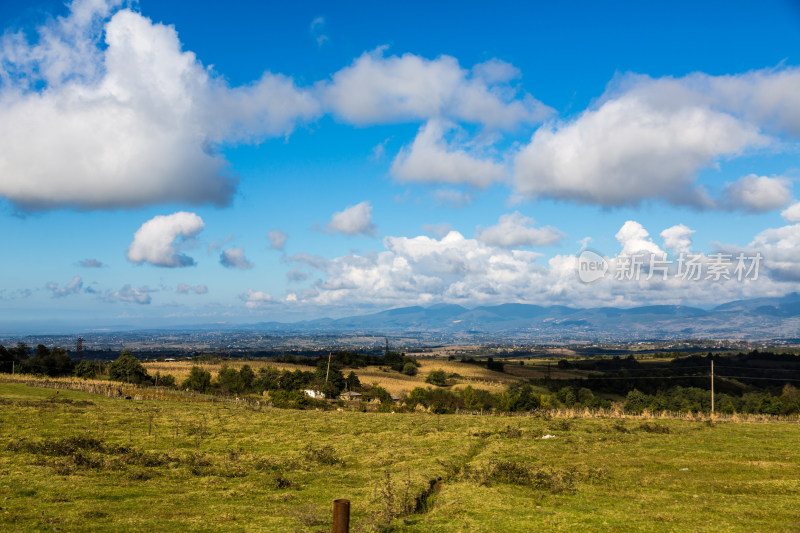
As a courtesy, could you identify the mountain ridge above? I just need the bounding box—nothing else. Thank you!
[243,293,800,340]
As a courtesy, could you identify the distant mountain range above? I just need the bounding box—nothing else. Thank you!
[249,293,800,341]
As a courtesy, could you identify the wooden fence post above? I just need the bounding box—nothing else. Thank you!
[332,499,350,533]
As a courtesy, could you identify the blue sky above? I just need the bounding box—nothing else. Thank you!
[2,0,800,333]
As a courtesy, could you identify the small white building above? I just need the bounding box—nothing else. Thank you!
[303,389,326,399]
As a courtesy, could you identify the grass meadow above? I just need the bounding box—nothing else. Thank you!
[1,378,800,532]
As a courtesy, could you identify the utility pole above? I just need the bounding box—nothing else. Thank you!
[710,359,715,417]
[325,351,332,384]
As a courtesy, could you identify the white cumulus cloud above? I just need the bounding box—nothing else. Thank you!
[513,93,763,207]
[280,219,800,311]
[721,174,792,212]
[324,49,552,129]
[301,231,547,307]
[126,211,205,267]
[747,223,800,281]
[660,224,695,255]
[325,201,376,236]
[615,221,664,255]
[0,0,318,210]
[391,120,506,188]
[781,202,800,223]
[477,212,565,248]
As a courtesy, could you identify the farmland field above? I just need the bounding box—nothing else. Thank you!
[1,379,800,532]
[142,359,523,395]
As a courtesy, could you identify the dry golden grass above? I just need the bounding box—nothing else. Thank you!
[143,358,523,395]
[144,360,313,384]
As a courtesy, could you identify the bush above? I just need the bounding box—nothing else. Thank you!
[74,360,100,379]
[624,389,649,414]
[154,372,176,388]
[304,445,345,466]
[216,365,243,394]
[425,369,448,387]
[182,366,212,392]
[402,362,418,376]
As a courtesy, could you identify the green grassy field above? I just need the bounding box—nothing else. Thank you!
[1,380,800,532]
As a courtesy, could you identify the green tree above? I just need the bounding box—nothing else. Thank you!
[75,360,100,379]
[624,389,649,414]
[217,365,243,395]
[462,385,478,410]
[239,365,255,391]
[315,359,345,396]
[13,343,31,362]
[182,366,212,392]
[254,367,280,392]
[108,350,149,384]
[577,387,595,407]
[503,384,541,412]
[345,371,361,391]
[556,386,577,407]
[408,387,428,408]
[22,345,74,377]
[425,369,447,387]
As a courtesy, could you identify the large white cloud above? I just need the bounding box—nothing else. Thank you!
[704,68,800,137]
[0,0,318,209]
[324,49,552,129]
[299,231,548,306]
[511,69,800,208]
[477,212,564,248]
[721,174,792,212]
[513,93,764,207]
[660,224,694,255]
[390,120,506,188]
[285,220,793,310]
[325,201,376,236]
[126,211,205,267]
